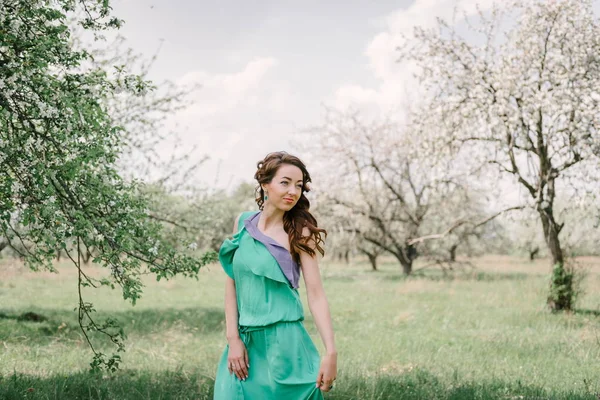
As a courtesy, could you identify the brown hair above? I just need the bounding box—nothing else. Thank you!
[254,151,326,263]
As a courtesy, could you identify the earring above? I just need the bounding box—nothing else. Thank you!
[264,192,268,201]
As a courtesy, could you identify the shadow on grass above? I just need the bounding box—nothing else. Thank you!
[0,311,49,322]
[0,368,597,400]
[574,309,600,318]
[0,306,224,345]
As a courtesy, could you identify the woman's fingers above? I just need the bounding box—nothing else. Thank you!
[322,378,334,392]
[232,361,243,380]
[226,338,249,380]
[244,348,250,369]
[232,360,242,380]
[228,358,244,380]
[317,372,336,391]
[316,371,324,388]
[235,359,248,380]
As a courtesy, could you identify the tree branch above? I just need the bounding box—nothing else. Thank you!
[407,205,525,245]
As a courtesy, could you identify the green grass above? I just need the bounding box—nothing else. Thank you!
[1,255,600,399]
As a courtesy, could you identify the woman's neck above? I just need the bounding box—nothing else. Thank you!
[260,205,285,230]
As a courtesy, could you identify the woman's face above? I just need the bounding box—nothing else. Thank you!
[263,164,304,211]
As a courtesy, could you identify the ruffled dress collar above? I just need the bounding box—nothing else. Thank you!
[243,211,301,289]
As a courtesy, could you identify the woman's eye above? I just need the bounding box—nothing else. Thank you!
[281,181,288,185]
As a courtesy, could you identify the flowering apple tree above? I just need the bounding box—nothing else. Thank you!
[402,0,600,310]
[0,0,216,370]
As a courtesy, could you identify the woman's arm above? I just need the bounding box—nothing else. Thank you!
[224,277,240,341]
[223,214,248,381]
[299,227,337,392]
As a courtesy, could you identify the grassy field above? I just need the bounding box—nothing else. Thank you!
[1,255,600,399]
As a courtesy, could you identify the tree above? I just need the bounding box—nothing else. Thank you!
[144,181,256,254]
[415,186,499,265]
[312,199,382,269]
[302,109,485,275]
[402,0,600,309]
[82,34,207,190]
[0,0,216,370]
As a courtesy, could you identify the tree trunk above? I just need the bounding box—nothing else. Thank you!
[539,212,564,265]
[538,177,571,311]
[449,244,458,262]
[529,247,539,261]
[399,258,412,275]
[367,253,378,271]
[357,248,378,271]
[393,243,417,275]
[401,260,412,275]
[82,247,93,265]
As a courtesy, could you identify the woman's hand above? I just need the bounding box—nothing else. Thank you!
[316,352,337,392]
[227,337,249,381]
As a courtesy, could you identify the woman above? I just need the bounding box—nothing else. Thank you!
[213,151,337,399]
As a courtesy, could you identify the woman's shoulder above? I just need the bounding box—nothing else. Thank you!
[233,210,260,233]
[238,210,259,225]
[239,210,259,220]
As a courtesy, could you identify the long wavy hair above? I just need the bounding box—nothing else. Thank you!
[254,151,326,263]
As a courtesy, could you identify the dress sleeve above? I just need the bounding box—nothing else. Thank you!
[218,211,257,279]
[236,212,252,233]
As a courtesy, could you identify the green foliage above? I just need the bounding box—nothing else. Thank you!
[143,181,256,253]
[547,261,585,311]
[0,0,216,370]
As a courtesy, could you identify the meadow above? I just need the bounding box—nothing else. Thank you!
[1,255,600,399]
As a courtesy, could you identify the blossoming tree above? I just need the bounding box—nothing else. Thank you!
[303,108,493,275]
[0,0,216,370]
[403,0,600,310]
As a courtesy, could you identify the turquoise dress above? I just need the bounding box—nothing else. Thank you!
[213,211,324,400]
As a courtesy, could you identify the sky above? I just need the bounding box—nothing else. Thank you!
[108,0,600,192]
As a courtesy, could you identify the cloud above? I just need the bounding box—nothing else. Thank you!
[331,0,497,114]
[178,57,279,118]
[157,57,298,188]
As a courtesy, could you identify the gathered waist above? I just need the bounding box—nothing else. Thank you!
[238,319,303,346]
[239,318,303,333]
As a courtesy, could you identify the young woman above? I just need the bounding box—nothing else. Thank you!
[213,151,337,399]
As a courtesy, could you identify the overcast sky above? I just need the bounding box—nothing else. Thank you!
[109,0,600,192]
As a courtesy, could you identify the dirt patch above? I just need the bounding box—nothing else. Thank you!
[393,311,414,326]
[379,360,417,374]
